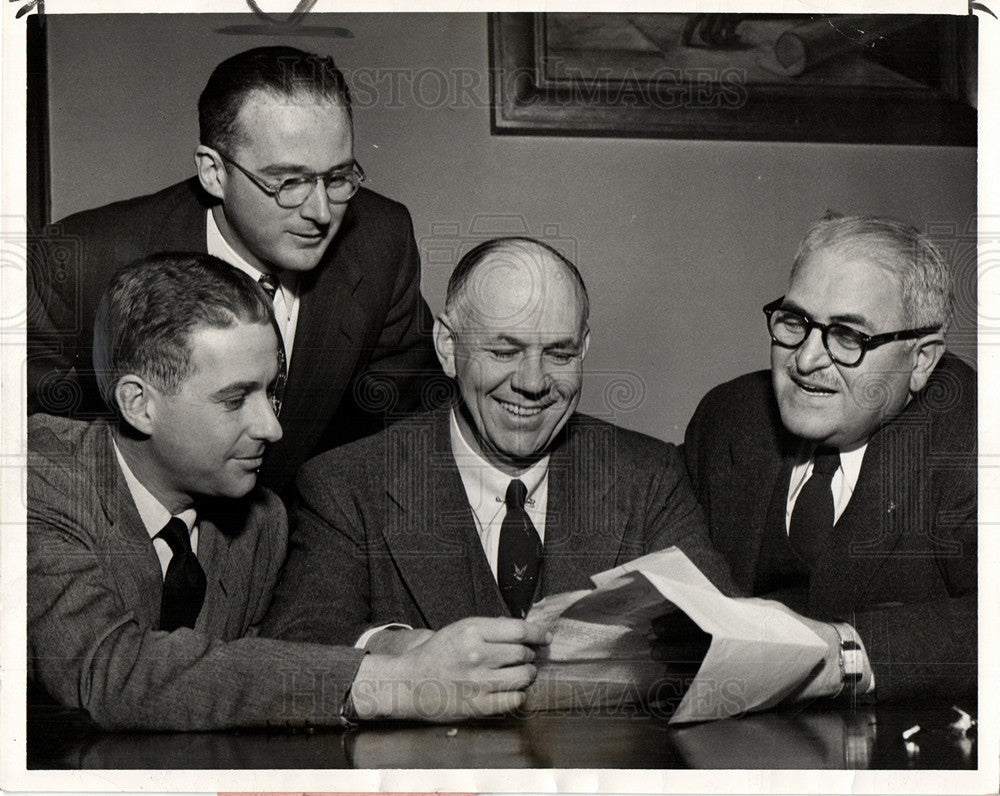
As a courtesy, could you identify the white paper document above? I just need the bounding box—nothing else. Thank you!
[526,547,828,723]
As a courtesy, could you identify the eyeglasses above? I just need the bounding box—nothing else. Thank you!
[762,297,940,367]
[217,152,365,208]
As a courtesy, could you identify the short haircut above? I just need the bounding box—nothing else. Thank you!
[93,253,274,412]
[791,215,954,333]
[445,236,590,326]
[199,46,352,154]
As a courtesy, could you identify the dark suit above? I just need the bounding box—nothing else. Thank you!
[27,178,442,494]
[260,409,738,645]
[28,414,365,730]
[683,354,977,700]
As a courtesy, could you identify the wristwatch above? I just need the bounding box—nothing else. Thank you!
[831,622,866,697]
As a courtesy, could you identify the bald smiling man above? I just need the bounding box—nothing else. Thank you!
[260,237,738,651]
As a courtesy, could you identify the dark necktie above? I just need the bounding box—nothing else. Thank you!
[257,274,288,415]
[497,479,543,619]
[156,516,207,631]
[789,447,840,566]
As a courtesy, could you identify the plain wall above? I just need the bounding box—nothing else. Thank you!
[45,13,977,444]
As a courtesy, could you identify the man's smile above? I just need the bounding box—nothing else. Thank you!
[495,398,551,418]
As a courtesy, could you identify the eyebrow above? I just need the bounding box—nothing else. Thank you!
[257,160,356,178]
[491,334,582,350]
[781,299,873,330]
[209,380,259,401]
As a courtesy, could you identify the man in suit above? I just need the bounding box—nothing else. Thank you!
[28,46,440,495]
[684,215,976,701]
[28,253,548,731]
[260,237,739,649]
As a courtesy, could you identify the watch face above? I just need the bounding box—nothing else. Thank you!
[842,647,865,679]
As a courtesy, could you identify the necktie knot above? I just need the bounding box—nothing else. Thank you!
[155,516,192,558]
[812,447,841,476]
[505,479,528,510]
[258,274,280,301]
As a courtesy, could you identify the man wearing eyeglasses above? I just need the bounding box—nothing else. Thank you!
[684,215,976,702]
[28,46,440,496]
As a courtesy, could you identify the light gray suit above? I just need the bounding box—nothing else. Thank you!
[27,414,365,730]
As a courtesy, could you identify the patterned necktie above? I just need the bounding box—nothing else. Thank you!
[257,274,288,416]
[497,479,543,619]
[156,516,207,631]
[789,447,841,566]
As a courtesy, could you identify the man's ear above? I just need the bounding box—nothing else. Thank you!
[115,375,157,436]
[433,315,458,378]
[580,327,591,361]
[195,145,226,201]
[909,335,946,394]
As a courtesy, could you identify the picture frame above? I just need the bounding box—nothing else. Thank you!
[489,12,977,145]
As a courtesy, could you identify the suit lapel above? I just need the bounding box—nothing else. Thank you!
[272,209,369,463]
[726,416,790,592]
[383,411,497,626]
[541,418,618,595]
[808,423,913,615]
[88,424,163,630]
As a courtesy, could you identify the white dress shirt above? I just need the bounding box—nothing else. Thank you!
[112,440,198,578]
[206,209,299,363]
[449,409,550,580]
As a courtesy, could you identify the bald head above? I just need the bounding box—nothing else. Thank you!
[444,237,589,335]
[435,237,590,474]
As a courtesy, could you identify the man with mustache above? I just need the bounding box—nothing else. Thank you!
[684,215,976,701]
[260,236,737,650]
[28,253,548,730]
[28,46,439,497]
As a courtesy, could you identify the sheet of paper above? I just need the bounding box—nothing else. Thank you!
[528,546,828,724]
[629,548,828,723]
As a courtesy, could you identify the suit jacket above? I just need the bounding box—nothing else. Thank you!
[683,354,977,701]
[27,414,365,731]
[260,409,739,645]
[27,178,442,495]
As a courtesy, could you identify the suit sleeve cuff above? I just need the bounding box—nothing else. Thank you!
[354,623,412,650]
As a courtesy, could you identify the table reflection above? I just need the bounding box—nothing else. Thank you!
[27,701,975,770]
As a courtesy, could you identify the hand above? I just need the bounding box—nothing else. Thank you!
[349,616,552,722]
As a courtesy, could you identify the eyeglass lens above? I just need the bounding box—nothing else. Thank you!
[276,172,361,207]
[769,309,865,365]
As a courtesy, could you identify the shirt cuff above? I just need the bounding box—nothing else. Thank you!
[354,623,413,650]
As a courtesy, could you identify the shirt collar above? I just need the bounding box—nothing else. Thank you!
[449,408,549,514]
[205,208,296,303]
[112,439,197,540]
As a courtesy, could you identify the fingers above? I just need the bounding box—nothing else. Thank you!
[476,662,537,692]
[461,616,551,646]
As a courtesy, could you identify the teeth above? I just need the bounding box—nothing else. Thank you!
[498,400,544,417]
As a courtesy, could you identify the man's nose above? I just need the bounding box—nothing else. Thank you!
[299,180,332,225]
[253,394,283,443]
[794,327,833,373]
[511,355,549,396]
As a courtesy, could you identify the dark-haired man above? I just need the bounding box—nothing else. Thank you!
[28,46,440,495]
[261,237,738,648]
[28,253,548,731]
[684,216,976,701]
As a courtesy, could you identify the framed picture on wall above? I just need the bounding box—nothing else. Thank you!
[489,12,977,145]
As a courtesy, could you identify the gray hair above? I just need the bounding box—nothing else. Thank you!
[791,215,953,333]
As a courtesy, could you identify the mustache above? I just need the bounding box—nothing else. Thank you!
[785,363,839,391]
